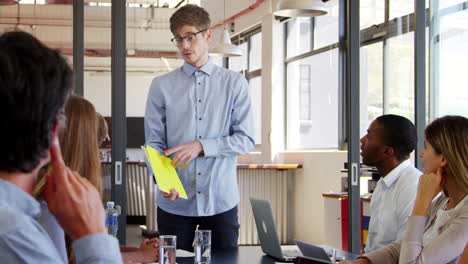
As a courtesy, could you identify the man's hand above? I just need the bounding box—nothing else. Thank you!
[164,141,203,168]
[161,188,179,201]
[43,138,107,240]
[121,238,159,262]
[138,238,159,262]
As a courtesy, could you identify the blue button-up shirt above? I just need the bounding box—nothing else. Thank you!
[144,60,255,217]
[0,178,122,264]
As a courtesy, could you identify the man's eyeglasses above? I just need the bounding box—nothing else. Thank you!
[171,29,207,46]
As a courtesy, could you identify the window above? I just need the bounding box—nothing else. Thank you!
[429,2,468,118]
[249,33,262,71]
[228,28,262,146]
[286,17,312,58]
[314,0,339,49]
[249,76,262,144]
[285,1,340,150]
[299,65,312,121]
[359,1,417,136]
[286,49,339,149]
[228,42,248,73]
[360,42,383,131]
[360,0,385,29]
[386,32,415,121]
[389,0,414,20]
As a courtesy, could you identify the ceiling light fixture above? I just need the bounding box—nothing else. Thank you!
[273,0,328,17]
[209,0,242,57]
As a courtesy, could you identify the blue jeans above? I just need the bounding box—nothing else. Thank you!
[157,206,240,251]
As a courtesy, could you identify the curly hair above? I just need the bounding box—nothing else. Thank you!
[170,4,211,35]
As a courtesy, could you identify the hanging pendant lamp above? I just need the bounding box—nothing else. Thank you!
[209,29,243,57]
[209,0,242,57]
[273,0,328,17]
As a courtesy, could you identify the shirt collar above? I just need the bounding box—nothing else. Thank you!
[381,159,412,187]
[181,58,214,77]
[0,178,41,219]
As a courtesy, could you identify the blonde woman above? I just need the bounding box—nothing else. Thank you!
[38,96,159,264]
[343,115,468,264]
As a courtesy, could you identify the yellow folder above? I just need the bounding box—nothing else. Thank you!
[142,145,188,199]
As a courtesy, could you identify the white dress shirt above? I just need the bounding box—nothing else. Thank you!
[364,159,422,252]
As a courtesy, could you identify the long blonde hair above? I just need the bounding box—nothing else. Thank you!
[425,115,468,194]
[59,96,102,194]
[60,96,102,264]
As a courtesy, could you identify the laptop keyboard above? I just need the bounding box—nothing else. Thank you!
[282,248,302,257]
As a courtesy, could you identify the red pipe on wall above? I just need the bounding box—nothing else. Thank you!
[210,0,265,30]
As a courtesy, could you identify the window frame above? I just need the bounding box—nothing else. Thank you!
[283,1,466,151]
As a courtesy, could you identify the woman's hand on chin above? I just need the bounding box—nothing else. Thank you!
[412,167,443,216]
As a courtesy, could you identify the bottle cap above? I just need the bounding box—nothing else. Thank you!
[106,201,115,208]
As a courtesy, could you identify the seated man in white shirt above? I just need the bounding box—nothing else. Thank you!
[360,114,422,253]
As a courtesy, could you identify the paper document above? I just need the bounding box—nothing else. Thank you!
[142,145,188,199]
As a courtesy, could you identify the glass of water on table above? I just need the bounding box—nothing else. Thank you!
[194,230,211,264]
[159,235,176,264]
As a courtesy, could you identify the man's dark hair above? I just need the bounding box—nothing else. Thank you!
[376,114,417,161]
[0,31,72,173]
[170,4,211,35]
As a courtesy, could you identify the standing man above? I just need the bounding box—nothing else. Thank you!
[360,114,421,252]
[144,4,255,251]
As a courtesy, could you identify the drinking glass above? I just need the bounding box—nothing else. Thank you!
[159,235,176,264]
[194,230,211,264]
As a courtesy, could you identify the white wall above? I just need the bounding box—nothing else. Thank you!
[82,57,184,117]
[280,151,347,245]
[83,71,153,117]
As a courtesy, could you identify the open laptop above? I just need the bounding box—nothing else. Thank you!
[250,197,302,262]
[295,240,359,263]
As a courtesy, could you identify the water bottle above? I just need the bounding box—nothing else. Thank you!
[105,201,119,237]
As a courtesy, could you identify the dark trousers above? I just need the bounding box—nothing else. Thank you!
[157,206,240,251]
